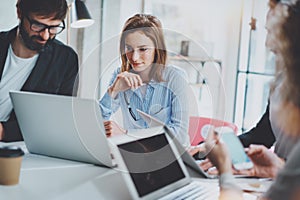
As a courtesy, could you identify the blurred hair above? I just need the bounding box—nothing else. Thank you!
[269,0,300,135]
[271,0,300,107]
[119,14,167,82]
[17,0,68,20]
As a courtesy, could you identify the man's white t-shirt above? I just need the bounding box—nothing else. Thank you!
[0,45,38,121]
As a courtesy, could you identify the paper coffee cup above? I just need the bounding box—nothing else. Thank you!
[0,146,24,185]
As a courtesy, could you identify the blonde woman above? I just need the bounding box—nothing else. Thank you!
[99,14,190,147]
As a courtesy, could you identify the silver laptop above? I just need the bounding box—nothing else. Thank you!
[109,126,217,200]
[136,109,216,178]
[137,110,253,180]
[9,91,114,167]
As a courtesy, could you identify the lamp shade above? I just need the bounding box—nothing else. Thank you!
[70,0,94,28]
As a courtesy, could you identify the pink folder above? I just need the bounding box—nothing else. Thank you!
[188,116,238,146]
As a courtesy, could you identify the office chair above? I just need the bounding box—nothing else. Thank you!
[188,116,238,146]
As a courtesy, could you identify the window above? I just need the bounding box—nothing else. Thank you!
[233,0,275,132]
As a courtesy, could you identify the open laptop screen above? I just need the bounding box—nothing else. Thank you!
[117,133,185,197]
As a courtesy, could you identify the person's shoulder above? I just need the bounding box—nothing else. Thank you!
[110,67,121,75]
[116,67,121,73]
[50,39,78,56]
[164,64,188,79]
[164,64,186,73]
[0,30,9,38]
[108,67,121,78]
[0,31,8,42]
[0,27,16,41]
[0,27,13,35]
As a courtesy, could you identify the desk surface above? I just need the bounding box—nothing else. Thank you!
[0,142,264,200]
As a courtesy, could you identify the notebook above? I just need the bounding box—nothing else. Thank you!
[136,109,216,178]
[108,126,216,200]
[9,91,115,167]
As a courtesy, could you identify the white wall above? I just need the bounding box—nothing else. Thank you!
[143,0,243,122]
[0,0,102,99]
[1,0,267,125]
[99,0,142,98]
[76,0,102,99]
[0,1,18,30]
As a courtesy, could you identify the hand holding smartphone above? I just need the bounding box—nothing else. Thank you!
[215,127,253,170]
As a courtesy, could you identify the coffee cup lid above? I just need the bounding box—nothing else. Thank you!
[0,146,24,158]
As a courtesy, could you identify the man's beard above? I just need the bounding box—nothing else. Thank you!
[19,20,53,52]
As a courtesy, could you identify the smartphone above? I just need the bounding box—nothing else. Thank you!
[215,127,253,170]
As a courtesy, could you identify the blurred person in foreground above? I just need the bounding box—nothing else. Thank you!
[205,0,300,199]
[199,0,296,179]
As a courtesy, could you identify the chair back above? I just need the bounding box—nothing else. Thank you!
[188,116,238,146]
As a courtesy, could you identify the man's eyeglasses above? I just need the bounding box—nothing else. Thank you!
[124,93,138,121]
[25,16,65,35]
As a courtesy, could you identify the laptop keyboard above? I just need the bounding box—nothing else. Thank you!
[159,181,219,200]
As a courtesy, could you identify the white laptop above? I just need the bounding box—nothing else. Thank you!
[9,91,114,167]
[108,126,217,200]
[136,109,216,178]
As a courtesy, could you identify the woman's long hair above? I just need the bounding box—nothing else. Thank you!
[119,14,167,82]
[270,0,300,136]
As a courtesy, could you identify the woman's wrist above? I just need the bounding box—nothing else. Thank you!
[219,173,243,200]
[218,158,232,175]
[108,85,118,99]
[219,173,240,191]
